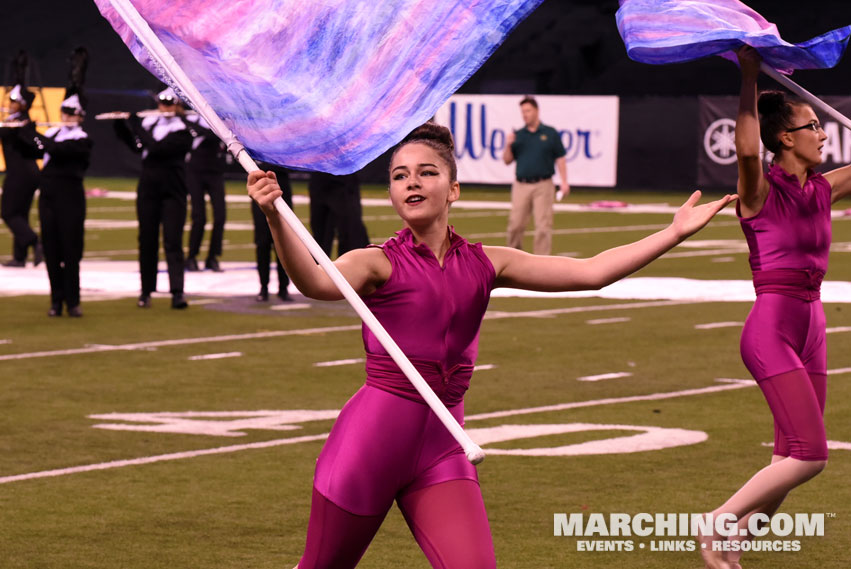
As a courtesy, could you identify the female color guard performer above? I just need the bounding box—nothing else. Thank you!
[698,47,851,569]
[33,67,92,317]
[248,123,735,569]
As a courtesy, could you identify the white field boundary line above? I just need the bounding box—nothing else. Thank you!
[188,352,243,361]
[465,379,756,421]
[0,434,330,485]
[80,190,851,219]
[0,325,362,362]
[484,299,699,320]
[5,370,849,484]
[0,300,700,362]
[0,379,754,485]
[577,372,634,382]
[586,317,631,325]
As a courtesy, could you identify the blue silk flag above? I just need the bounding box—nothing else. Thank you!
[617,0,851,73]
[94,0,544,174]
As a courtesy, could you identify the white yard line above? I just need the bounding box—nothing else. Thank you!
[484,299,701,320]
[314,358,365,367]
[0,300,702,362]
[0,325,362,362]
[188,352,243,361]
[586,317,631,325]
[0,379,756,485]
[695,322,744,330]
[465,379,755,421]
[577,372,633,382]
[0,434,330,485]
[269,303,311,311]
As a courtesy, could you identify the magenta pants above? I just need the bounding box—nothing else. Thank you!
[313,385,478,516]
[741,293,828,461]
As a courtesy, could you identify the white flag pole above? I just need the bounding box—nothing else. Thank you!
[106,0,485,464]
[760,63,851,131]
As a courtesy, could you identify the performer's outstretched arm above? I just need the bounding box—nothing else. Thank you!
[486,190,736,292]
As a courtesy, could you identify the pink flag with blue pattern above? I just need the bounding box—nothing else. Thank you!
[617,0,850,73]
[93,0,543,174]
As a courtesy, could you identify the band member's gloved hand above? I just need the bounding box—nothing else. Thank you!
[125,113,143,135]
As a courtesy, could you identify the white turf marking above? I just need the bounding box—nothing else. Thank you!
[485,299,697,320]
[0,300,696,362]
[269,303,311,311]
[0,434,329,484]
[312,359,497,371]
[662,249,747,259]
[577,372,633,382]
[314,358,365,367]
[0,379,756,484]
[187,299,222,306]
[188,352,243,361]
[0,339,11,345]
[695,322,744,330]
[465,379,755,421]
[827,326,851,334]
[0,324,362,362]
[467,423,706,456]
[90,410,340,437]
[828,367,851,375]
[586,317,631,325]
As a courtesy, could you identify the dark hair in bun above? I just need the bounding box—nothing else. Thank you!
[391,122,458,182]
[757,90,806,154]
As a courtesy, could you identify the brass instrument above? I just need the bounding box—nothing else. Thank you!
[95,109,198,120]
[0,120,79,128]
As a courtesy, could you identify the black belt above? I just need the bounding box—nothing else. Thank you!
[516,176,548,184]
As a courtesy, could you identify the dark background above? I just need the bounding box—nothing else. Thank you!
[2,0,850,188]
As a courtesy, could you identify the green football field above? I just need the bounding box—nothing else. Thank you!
[1,177,849,568]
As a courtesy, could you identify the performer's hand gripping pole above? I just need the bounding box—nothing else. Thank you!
[106,0,486,464]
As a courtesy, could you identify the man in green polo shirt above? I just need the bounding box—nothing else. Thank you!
[502,96,569,255]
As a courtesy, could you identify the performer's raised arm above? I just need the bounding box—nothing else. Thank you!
[735,46,770,217]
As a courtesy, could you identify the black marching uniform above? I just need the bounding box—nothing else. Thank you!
[307,172,369,257]
[34,124,92,315]
[0,111,41,265]
[115,113,193,306]
[184,114,226,271]
[252,161,291,301]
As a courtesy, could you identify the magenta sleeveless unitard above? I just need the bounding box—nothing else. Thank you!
[313,227,496,516]
[738,164,832,461]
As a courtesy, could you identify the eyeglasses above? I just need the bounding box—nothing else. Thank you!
[786,121,823,133]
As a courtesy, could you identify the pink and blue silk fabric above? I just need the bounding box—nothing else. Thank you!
[617,0,850,73]
[93,0,543,174]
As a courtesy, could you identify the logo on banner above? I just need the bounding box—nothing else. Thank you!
[704,118,738,165]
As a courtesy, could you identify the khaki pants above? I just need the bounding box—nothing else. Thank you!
[506,179,555,255]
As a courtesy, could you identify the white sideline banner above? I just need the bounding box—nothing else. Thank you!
[433,95,619,187]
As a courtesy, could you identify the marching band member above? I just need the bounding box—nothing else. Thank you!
[0,70,42,267]
[183,106,227,273]
[34,92,92,317]
[114,87,193,309]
